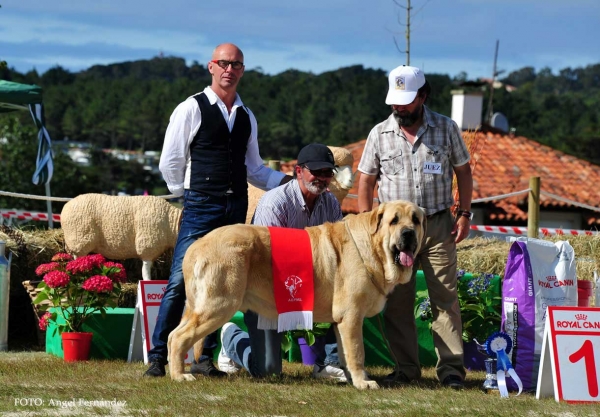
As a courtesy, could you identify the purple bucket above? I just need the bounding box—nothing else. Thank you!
[298,336,325,366]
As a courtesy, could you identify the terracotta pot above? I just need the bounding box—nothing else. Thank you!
[61,332,93,362]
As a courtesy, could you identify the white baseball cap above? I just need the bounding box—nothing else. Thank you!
[385,65,426,106]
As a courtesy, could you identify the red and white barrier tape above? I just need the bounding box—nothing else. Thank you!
[470,225,598,236]
[1,210,598,236]
[1,210,61,222]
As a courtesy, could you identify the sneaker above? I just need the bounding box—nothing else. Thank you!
[382,370,411,385]
[143,361,165,377]
[190,357,227,377]
[312,364,347,382]
[442,375,464,390]
[218,323,242,374]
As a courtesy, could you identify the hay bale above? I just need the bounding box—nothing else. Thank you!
[457,235,600,280]
[119,283,139,308]
[457,237,511,277]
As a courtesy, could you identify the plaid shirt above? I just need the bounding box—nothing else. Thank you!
[358,106,470,216]
[252,180,343,228]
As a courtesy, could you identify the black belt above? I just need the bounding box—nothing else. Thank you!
[426,208,449,219]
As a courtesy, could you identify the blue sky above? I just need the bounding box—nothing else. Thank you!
[1,0,598,79]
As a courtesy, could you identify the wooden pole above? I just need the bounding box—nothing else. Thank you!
[45,182,54,229]
[528,176,540,238]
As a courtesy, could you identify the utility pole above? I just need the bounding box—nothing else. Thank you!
[393,0,412,65]
[393,0,430,66]
[485,40,505,124]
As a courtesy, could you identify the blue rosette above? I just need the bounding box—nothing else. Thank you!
[484,331,522,397]
[485,331,512,358]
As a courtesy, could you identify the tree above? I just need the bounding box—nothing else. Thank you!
[503,67,536,87]
[3,57,600,168]
[0,116,163,214]
[0,117,80,213]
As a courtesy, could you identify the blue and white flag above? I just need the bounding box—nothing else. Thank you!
[29,103,53,185]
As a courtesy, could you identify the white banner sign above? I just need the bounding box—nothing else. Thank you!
[128,280,194,364]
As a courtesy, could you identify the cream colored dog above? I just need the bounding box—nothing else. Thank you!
[167,200,425,389]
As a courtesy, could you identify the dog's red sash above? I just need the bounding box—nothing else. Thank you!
[267,226,314,332]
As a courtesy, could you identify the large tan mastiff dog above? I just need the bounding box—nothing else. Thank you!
[167,200,425,389]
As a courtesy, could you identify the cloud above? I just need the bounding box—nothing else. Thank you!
[2,1,598,79]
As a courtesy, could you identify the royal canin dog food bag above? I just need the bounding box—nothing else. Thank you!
[501,237,577,392]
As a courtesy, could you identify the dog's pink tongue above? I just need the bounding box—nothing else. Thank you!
[400,251,414,267]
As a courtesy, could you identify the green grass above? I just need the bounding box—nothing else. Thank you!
[0,352,598,416]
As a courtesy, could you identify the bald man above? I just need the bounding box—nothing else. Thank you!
[145,43,292,378]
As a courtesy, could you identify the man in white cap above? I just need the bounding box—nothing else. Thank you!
[357,65,473,389]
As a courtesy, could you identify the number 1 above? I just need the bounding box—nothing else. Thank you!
[569,339,599,398]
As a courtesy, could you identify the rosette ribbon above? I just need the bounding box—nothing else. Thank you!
[485,332,523,398]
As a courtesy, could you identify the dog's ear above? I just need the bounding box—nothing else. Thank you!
[369,204,384,234]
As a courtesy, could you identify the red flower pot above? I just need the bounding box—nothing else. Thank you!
[577,280,594,307]
[61,332,93,362]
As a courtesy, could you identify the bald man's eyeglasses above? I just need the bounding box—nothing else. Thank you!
[211,60,244,70]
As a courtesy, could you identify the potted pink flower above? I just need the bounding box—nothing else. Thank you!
[33,253,126,361]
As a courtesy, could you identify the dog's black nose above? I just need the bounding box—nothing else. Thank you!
[400,229,416,250]
[401,229,415,241]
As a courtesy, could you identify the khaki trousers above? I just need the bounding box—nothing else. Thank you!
[383,209,466,381]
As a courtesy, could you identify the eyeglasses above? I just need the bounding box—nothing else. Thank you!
[211,60,244,70]
[302,166,335,178]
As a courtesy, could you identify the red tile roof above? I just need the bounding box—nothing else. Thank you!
[340,132,600,226]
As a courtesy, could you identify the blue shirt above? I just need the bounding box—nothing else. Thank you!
[252,180,343,228]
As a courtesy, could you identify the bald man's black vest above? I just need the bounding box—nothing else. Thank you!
[189,93,250,196]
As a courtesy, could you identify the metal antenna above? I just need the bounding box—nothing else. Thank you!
[486,40,505,123]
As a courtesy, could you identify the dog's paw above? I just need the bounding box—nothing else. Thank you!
[353,379,380,390]
[172,373,196,382]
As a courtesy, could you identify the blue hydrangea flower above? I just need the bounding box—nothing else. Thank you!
[417,297,432,321]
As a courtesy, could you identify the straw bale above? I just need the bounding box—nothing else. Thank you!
[457,235,600,280]
[457,237,511,277]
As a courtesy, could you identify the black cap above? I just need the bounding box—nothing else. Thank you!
[297,143,335,170]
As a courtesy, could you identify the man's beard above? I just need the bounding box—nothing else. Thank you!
[393,106,422,127]
[302,177,327,195]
